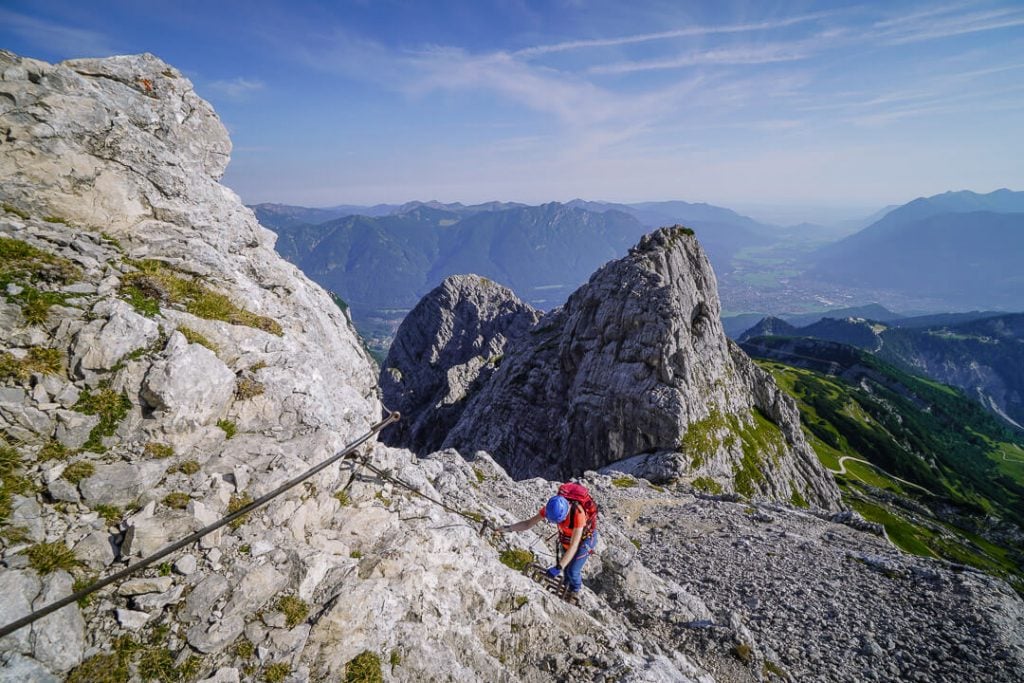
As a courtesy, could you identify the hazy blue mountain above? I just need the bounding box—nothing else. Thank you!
[325,203,400,217]
[250,203,360,231]
[736,316,797,341]
[785,304,900,328]
[393,200,527,215]
[723,303,899,340]
[721,312,770,339]
[297,206,454,309]
[269,202,652,314]
[566,198,774,266]
[252,200,528,232]
[623,199,769,234]
[818,189,1024,254]
[891,310,1008,329]
[741,317,882,351]
[425,203,646,306]
[809,195,1024,308]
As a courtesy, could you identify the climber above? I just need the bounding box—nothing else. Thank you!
[497,484,598,595]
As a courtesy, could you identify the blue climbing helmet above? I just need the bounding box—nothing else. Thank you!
[545,495,570,523]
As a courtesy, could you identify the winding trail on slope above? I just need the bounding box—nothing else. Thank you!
[999,449,1024,464]
[828,456,934,494]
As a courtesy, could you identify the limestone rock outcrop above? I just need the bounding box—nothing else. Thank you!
[0,50,718,682]
[379,274,540,453]
[441,228,842,509]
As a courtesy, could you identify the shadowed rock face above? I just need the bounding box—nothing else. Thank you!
[379,274,540,453]
[441,228,842,509]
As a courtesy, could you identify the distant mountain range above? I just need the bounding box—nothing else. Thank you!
[739,311,1024,429]
[253,189,1023,356]
[254,197,777,284]
[252,198,785,355]
[721,303,904,338]
[805,189,1024,308]
[255,202,651,311]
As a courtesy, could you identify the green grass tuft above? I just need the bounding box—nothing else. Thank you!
[611,476,637,488]
[691,477,723,494]
[0,236,80,289]
[2,203,30,220]
[498,548,534,572]
[121,259,283,335]
[162,492,190,509]
[18,347,64,376]
[789,486,810,509]
[176,459,200,475]
[235,639,255,659]
[227,492,253,529]
[62,460,95,484]
[75,388,131,452]
[144,442,175,459]
[344,651,383,683]
[178,325,219,352]
[217,419,237,439]
[94,504,122,525]
[24,541,78,574]
[263,662,290,683]
[276,594,310,628]
[67,652,128,683]
[235,377,265,400]
[73,573,98,607]
[37,439,71,462]
[121,284,161,316]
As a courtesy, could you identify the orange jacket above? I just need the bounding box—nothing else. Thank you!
[540,503,589,548]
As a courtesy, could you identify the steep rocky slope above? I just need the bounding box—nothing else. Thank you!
[0,50,719,683]
[380,274,540,454]
[438,229,841,510]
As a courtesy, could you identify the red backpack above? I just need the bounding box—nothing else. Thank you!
[558,482,598,538]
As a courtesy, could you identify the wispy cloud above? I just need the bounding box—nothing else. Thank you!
[206,77,265,99]
[514,10,838,58]
[848,83,1024,125]
[876,4,1024,44]
[0,8,115,56]
[403,47,678,129]
[272,1,1024,164]
[589,43,810,75]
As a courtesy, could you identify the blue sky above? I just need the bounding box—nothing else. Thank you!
[2,1,1023,217]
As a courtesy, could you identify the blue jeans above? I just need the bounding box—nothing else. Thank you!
[562,531,597,593]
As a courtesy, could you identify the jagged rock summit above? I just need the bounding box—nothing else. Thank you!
[431,227,842,509]
[380,274,540,454]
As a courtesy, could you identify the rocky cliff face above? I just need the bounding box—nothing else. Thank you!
[0,51,719,683]
[440,229,841,509]
[379,274,540,454]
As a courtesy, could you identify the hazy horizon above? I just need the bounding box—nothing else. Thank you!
[2,1,1022,209]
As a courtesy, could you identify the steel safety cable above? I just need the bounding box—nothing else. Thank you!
[0,410,400,639]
